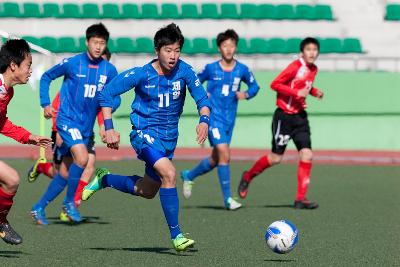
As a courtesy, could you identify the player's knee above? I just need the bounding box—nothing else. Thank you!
[74,155,89,168]
[269,153,283,165]
[4,170,20,192]
[161,168,176,186]
[300,149,313,162]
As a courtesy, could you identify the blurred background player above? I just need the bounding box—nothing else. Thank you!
[30,23,118,225]
[237,37,323,209]
[0,39,52,244]
[27,48,121,221]
[180,29,260,210]
[81,23,210,252]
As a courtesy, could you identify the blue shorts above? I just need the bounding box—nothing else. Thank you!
[130,130,176,181]
[208,125,234,146]
[56,122,92,156]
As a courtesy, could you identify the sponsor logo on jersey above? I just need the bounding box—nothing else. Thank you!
[76,74,86,78]
[172,81,181,99]
[145,84,156,89]
[195,79,200,87]
[124,71,135,78]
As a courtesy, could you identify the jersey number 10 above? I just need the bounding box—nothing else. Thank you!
[84,84,97,98]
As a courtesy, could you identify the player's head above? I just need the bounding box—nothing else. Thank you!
[101,47,111,61]
[300,37,319,64]
[0,39,32,85]
[154,23,184,72]
[85,23,109,60]
[217,29,239,61]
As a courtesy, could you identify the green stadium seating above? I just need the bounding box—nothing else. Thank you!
[180,3,198,19]
[135,37,154,53]
[315,5,333,20]
[78,37,87,51]
[102,3,120,19]
[114,37,136,53]
[237,38,250,54]
[58,37,78,53]
[320,38,342,53]
[82,3,100,19]
[267,38,286,53]
[22,3,42,18]
[285,38,302,53]
[249,38,269,53]
[239,4,258,19]
[210,38,218,54]
[220,3,239,19]
[39,36,58,52]
[120,3,139,19]
[342,38,363,53]
[106,38,116,53]
[141,3,159,19]
[275,4,296,20]
[160,3,180,19]
[182,38,193,54]
[257,4,275,19]
[200,3,219,19]
[295,4,315,20]
[0,2,22,18]
[42,3,60,18]
[22,36,40,48]
[191,38,211,54]
[60,3,81,18]
[385,4,400,20]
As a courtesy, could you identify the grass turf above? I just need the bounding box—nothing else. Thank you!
[0,159,399,266]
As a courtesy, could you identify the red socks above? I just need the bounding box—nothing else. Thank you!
[296,161,312,201]
[243,155,271,183]
[37,163,53,178]
[0,187,15,223]
[74,180,88,207]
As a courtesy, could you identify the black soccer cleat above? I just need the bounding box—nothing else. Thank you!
[294,199,319,210]
[237,172,250,199]
[0,221,22,245]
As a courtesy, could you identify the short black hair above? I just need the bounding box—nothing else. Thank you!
[0,39,31,73]
[154,23,184,51]
[102,47,111,61]
[300,37,320,52]
[86,23,109,42]
[217,29,239,47]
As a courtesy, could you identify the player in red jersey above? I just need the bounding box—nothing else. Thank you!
[237,37,324,209]
[0,39,52,244]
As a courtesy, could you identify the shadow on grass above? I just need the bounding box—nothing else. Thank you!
[261,204,293,209]
[182,205,227,211]
[0,250,29,258]
[88,247,197,256]
[264,259,296,262]
[47,216,110,225]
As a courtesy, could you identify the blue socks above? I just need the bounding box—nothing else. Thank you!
[64,163,84,204]
[187,157,214,181]
[35,174,67,209]
[217,164,231,204]
[159,188,181,239]
[101,174,141,195]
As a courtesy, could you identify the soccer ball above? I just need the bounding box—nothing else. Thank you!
[265,220,298,254]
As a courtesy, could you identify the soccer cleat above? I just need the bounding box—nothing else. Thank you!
[81,168,109,201]
[30,206,49,225]
[225,197,242,211]
[180,170,193,199]
[0,221,22,245]
[59,211,70,222]
[62,202,82,223]
[294,199,319,209]
[237,172,250,199]
[171,233,195,252]
[27,157,47,183]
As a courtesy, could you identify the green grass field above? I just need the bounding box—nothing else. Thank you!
[1,159,399,266]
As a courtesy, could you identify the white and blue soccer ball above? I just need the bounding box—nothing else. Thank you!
[265,220,299,254]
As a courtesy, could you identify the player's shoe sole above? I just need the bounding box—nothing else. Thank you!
[81,168,110,201]
[0,221,22,245]
[294,199,319,209]
[172,233,195,252]
[27,157,47,183]
[237,172,250,199]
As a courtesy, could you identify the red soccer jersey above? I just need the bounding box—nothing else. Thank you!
[0,74,31,143]
[270,58,321,114]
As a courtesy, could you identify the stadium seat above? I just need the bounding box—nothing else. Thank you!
[22,3,42,18]
[342,38,363,53]
[39,36,58,52]
[160,3,180,19]
[135,37,154,53]
[106,38,116,53]
[315,5,333,20]
[78,37,87,52]
[180,3,199,19]
[42,3,61,18]
[120,3,139,19]
[82,3,100,19]
[200,4,219,19]
[191,38,212,54]
[239,4,258,19]
[182,38,193,54]
[257,4,275,20]
[385,4,400,20]
[60,3,81,18]
[237,38,250,54]
[102,3,120,19]
[275,4,296,20]
[320,38,342,53]
[295,4,315,20]
[220,4,239,19]
[114,37,136,53]
[0,2,22,18]
[58,37,78,53]
[285,38,302,53]
[210,38,218,54]
[141,3,159,19]
[249,38,269,53]
[267,38,286,53]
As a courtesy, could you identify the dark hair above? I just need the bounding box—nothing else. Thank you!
[102,47,111,61]
[300,37,320,52]
[217,29,239,47]
[154,23,184,51]
[86,23,109,42]
[0,39,31,73]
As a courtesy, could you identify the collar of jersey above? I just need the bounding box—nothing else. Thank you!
[84,52,103,65]
[148,59,180,76]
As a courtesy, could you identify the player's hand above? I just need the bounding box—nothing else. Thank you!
[236,91,248,100]
[297,88,309,98]
[99,125,106,143]
[105,129,120,150]
[28,135,53,148]
[43,106,55,119]
[196,122,208,145]
[315,90,324,99]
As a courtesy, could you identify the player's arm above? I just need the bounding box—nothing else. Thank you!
[186,67,211,145]
[310,87,324,99]
[40,59,69,119]
[97,95,122,143]
[270,62,301,98]
[237,67,260,100]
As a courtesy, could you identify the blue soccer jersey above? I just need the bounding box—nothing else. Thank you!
[198,60,259,130]
[40,53,118,139]
[99,59,210,155]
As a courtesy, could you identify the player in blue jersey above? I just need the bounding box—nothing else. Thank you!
[180,29,260,210]
[30,23,118,225]
[81,23,210,252]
